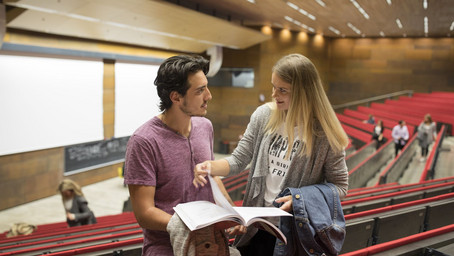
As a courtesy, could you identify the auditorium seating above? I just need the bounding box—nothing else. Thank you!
[0,212,142,256]
[343,109,415,136]
[223,169,249,202]
[342,193,454,254]
[341,224,454,256]
[338,92,454,255]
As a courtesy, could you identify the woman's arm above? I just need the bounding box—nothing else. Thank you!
[72,197,94,221]
[323,147,349,198]
[193,159,230,188]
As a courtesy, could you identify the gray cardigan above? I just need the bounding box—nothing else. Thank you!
[225,104,348,247]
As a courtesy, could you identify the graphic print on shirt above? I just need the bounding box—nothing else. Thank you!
[269,133,301,177]
[264,132,301,206]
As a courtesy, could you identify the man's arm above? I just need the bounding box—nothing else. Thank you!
[128,184,172,231]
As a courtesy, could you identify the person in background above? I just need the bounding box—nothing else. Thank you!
[391,120,409,157]
[57,179,97,227]
[124,55,237,256]
[194,53,349,256]
[364,114,376,125]
[417,114,437,162]
[372,120,385,150]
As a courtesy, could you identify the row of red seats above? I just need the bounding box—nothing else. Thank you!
[0,212,141,255]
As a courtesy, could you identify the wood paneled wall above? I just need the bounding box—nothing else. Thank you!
[327,37,454,105]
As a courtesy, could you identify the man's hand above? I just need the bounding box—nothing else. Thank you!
[275,195,293,212]
[193,161,211,188]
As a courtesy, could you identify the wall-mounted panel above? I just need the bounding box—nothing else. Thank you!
[114,62,160,138]
[0,54,104,156]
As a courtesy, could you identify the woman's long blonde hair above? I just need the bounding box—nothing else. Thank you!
[58,179,84,197]
[265,54,348,158]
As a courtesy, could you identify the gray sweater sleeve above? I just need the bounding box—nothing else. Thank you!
[225,105,270,175]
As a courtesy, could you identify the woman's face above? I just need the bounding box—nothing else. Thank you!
[271,72,292,111]
[62,189,73,199]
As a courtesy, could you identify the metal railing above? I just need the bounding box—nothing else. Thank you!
[332,90,414,111]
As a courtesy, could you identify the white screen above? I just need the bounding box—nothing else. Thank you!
[114,62,161,137]
[0,54,104,156]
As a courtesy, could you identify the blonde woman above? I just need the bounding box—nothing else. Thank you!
[58,179,97,227]
[194,54,349,255]
[418,114,437,161]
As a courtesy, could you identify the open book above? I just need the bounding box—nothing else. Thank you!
[174,176,292,244]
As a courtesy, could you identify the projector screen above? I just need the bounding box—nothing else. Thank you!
[0,54,104,156]
[114,62,161,138]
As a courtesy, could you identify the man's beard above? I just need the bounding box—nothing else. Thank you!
[179,100,207,117]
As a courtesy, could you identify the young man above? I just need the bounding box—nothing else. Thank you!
[124,55,230,255]
[392,120,409,157]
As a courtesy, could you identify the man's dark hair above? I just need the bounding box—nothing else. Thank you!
[154,55,209,111]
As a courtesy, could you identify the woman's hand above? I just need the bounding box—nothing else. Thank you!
[275,195,293,212]
[193,161,211,188]
[226,225,247,235]
[66,212,75,220]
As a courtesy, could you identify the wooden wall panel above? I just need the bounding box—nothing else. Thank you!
[327,37,454,105]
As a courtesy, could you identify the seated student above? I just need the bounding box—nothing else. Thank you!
[372,120,385,149]
[364,114,376,125]
[57,179,97,227]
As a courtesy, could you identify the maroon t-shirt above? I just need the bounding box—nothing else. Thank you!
[124,116,215,256]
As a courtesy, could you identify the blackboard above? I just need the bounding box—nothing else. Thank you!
[64,136,130,174]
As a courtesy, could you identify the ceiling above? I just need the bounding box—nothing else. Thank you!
[2,0,454,54]
[170,0,454,38]
[2,0,270,53]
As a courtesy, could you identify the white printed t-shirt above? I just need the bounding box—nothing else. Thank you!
[264,125,301,207]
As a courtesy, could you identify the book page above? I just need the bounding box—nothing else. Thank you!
[208,175,237,213]
[232,207,292,225]
[174,201,242,231]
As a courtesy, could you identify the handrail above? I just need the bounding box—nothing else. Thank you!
[332,90,414,110]
[419,125,446,182]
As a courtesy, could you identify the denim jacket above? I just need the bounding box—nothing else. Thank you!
[273,183,346,256]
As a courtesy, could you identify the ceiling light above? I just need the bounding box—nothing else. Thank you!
[287,2,317,20]
[423,0,428,9]
[286,2,299,10]
[347,22,361,34]
[329,26,341,35]
[396,18,403,29]
[284,16,294,22]
[424,16,428,34]
[314,0,326,7]
[350,0,369,19]
[285,15,315,33]
[386,0,392,5]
